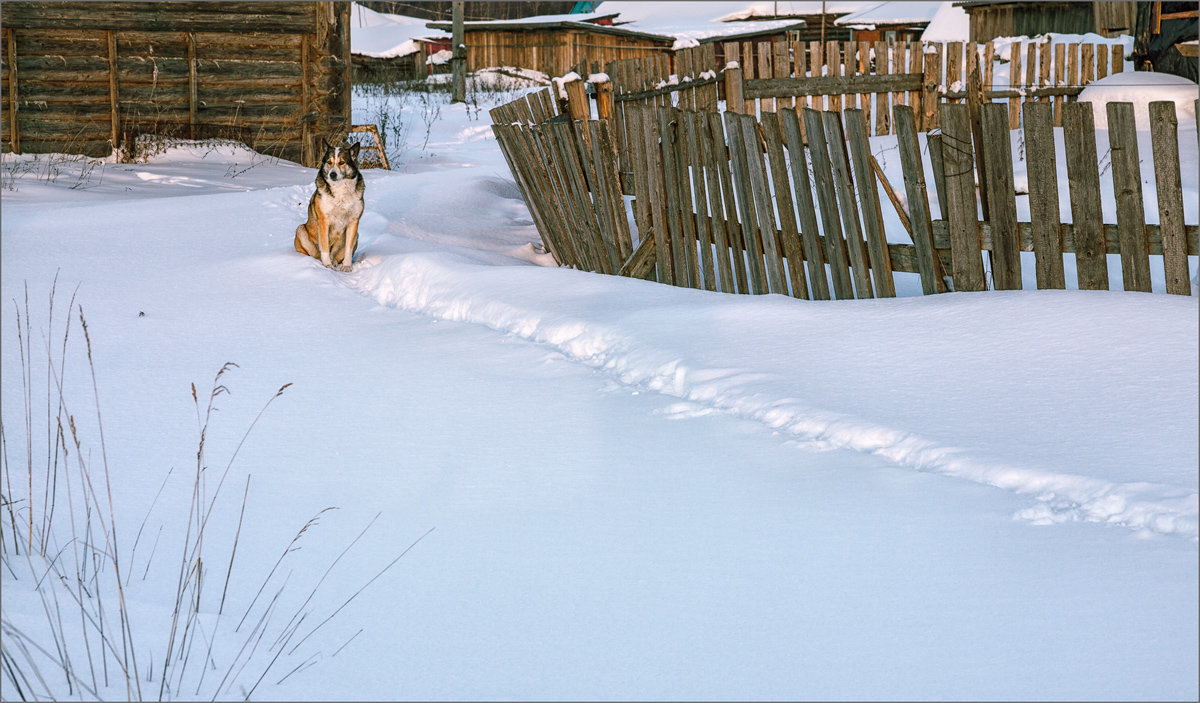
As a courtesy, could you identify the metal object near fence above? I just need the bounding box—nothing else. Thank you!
[490,85,1198,299]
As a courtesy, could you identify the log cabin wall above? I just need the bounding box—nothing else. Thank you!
[0,1,351,167]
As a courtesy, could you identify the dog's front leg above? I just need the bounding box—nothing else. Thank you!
[337,218,360,272]
[316,208,333,268]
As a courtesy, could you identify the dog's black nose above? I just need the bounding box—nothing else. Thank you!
[329,172,339,181]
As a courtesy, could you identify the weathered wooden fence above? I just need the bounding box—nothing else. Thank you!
[490,96,1197,298]
[567,39,1129,140]
[726,38,1128,132]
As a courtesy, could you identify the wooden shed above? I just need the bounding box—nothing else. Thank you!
[957,1,1119,42]
[426,15,675,77]
[1,1,353,167]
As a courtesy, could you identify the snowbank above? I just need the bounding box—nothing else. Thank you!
[1077,71,1200,130]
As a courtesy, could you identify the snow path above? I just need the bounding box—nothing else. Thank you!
[336,174,1199,541]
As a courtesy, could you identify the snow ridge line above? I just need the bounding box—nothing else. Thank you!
[345,252,1199,541]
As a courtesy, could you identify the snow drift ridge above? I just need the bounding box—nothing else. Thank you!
[342,244,1199,541]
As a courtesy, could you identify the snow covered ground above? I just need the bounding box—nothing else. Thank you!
[1,74,1197,701]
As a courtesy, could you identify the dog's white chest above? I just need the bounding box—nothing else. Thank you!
[318,178,364,226]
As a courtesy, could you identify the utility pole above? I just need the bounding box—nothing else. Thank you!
[451,1,465,103]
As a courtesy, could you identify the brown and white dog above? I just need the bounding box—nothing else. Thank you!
[294,140,365,272]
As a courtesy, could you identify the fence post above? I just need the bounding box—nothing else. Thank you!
[107,30,120,150]
[966,47,989,221]
[594,76,614,120]
[563,75,590,122]
[922,44,941,130]
[1149,101,1191,295]
[723,63,743,114]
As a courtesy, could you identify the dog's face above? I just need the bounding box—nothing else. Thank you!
[319,141,361,183]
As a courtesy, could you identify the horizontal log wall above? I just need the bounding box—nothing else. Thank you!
[1,1,350,166]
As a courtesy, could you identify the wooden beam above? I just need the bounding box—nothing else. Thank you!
[107,29,119,150]
[5,28,19,153]
[745,72,922,99]
[187,31,197,141]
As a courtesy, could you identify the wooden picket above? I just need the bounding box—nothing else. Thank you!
[491,93,1197,301]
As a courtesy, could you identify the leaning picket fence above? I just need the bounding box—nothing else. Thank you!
[489,90,1197,299]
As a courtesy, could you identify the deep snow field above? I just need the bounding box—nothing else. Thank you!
[1,70,1197,701]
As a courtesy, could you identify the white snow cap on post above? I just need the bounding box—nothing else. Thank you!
[552,71,582,99]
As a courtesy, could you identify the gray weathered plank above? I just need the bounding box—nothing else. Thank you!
[780,107,831,300]
[743,112,789,294]
[699,111,737,293]
[926,132,949,221]
[844,107,895,297]
[667,108,700,287]
[683,110,716,291]
[552,120,608,273]
[572,121,613,272]
[529,124,585,268]
[1106,101,1151,292]
[761,110,810,298]
[823,110,874,298]
[893,105,946,294]
[939,103,986,291]
[979,102,1021,289]
[1062,101,1109,290]
[625,105,654,262]
[709,111,751,293]
[1021,101,1066,289]
[593,119,633,264]
[657,107,687,285]
[1149,101,1191,295]
[803,107,854,299]
[640,106,672,284]
[724,111,769,293]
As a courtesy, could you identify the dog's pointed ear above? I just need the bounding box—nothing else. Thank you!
[349,142,361,159]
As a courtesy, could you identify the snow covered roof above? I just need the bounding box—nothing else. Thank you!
[599,2,806,45]
[432,11,621,26]
[834,1,944,29]
[919,1,970,41]
[350,2,447,59]
[425,12,674,44]
[712,1,877,21]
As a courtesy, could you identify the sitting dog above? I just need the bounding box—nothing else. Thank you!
[294,139,365,272]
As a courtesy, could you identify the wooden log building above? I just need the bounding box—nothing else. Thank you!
[1,1,353,167]
[425,15,675,77]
